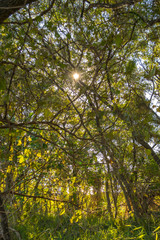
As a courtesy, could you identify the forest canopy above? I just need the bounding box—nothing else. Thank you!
[0,0,160,239]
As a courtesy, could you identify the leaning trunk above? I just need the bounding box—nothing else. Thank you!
[0,193,10,240]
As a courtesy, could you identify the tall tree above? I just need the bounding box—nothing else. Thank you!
[0,0,160,234]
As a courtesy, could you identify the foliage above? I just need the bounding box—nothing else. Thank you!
[11,212,160,240]
[0,0,160,239]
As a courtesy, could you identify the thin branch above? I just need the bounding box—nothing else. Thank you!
[85,0,141,12]
[9,191,88,212]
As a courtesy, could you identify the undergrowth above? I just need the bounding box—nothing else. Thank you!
[11,212,160,240]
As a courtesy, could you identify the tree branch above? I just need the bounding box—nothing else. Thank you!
[0,0,38,23]
[9,191,88,211]
[85,0,141,12]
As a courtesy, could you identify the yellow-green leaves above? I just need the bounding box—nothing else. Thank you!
[18,155,25,164]
[17,140,22,146]
[70,210,82,224]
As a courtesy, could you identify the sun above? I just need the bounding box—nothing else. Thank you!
[73,72,80,81]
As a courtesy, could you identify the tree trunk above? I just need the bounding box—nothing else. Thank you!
[105,178,113,217]
[110,177,118,218]
[117,175,132,212]
[0,0,37,23]
[0,194,10,240]
[119,173,142,219]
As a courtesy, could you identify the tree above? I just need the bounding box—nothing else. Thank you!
[0,0,160,237]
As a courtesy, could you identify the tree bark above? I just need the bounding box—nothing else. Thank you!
[0,0,38,23]
[105,178,113,217]
[116,175,132,212]
[110,177,118,218]
[0,194,10,240]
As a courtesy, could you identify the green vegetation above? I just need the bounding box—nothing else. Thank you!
[11,213,160,239]
[0,0,160,239]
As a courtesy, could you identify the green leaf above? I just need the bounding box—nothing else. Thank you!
[149,66,156,77]
[156,106,160,112]
[146,149,151,156]
[126,60,136,75]
[153,226,160,233]
[138,234,145,239]
[0,78,6,90]
[66,33,71,39]
[115,35,123,47]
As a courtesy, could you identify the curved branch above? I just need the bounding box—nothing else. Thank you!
[85,0,141,12]
[0,0,38,23]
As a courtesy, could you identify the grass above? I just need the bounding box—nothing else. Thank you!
[11,211,160,240]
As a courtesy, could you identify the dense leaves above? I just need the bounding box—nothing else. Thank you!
[0,0,160,239]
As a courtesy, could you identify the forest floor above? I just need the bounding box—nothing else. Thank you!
[11,212,160,240]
